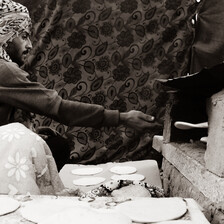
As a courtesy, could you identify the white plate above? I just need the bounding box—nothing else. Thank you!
[39,207,132,224]
[110,166,137,175]
[20,198,89,223]
[115,197,187,223]
[73,177,106,186]
[111,174,145,181]
[71,167,103,175]
[158,221,192,224]
[0,197,20,216]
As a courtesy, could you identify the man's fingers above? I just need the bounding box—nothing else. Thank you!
[140,113,154,122]
[144,123,163,132]
[147,115,154,122]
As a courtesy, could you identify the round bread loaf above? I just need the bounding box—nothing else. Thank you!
[111,184,151,198]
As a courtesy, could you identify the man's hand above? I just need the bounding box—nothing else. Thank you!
[120,110,155,133]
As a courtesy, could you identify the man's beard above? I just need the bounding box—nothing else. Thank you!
[4,42,24,66]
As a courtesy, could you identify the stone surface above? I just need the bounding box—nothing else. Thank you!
[162,159,224,224]
[206,90,224,177]
[153,135,224,224]
[153,136,224,203]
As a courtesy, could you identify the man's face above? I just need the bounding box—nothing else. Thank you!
[5,30,32,66]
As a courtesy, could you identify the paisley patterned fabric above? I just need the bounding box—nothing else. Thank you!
[17,0,202,164]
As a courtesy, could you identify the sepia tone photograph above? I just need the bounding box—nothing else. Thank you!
[0,0,221,223]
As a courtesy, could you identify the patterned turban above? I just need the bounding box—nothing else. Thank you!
[0,0,31,61]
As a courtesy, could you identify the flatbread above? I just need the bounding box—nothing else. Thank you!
[110,166,137,175]
[200,137,207,143]
[111,185,151,198]
[174,121,208,130]
[115,197,187,223]
[158,221,192,224]
[111,173,145,181]
[71,167,103,175]
[0,197,20,216]
[73,177,106,186]
[39,207,132,224]
[20,198,89,223]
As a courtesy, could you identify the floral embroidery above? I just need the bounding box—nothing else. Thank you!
[120,0,138,13]
[92,91,106,106]
[72,0,91,14]
[63,67,82,84]
[67,32,86,49]
[30,132,41,141]
[112,65,130,81]
[116,30,134,47]
[49,59,61,75]
[0,127,25,142]
[138,86,152,101]
[96,56,110,72]
[100,22,113,37]
[5,152,29,182]
[89,129,102,142]
[51,25,65,40]
[31,147,37,158]
[109,98,127,112]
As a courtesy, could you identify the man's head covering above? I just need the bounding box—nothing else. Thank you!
[0,0,32,61]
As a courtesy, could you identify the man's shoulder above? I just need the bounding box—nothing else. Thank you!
[0,59,28,84]
[0,59,21,72]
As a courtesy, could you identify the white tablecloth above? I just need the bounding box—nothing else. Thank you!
[59,160,162,192]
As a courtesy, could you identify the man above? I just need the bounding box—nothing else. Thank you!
[0,0,155,195]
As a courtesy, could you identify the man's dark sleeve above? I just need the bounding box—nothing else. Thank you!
[0,61,120,127]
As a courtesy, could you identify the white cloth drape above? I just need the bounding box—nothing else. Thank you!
[0,122,65,195]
